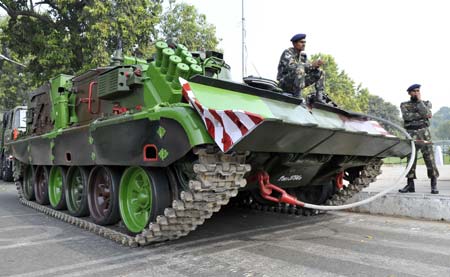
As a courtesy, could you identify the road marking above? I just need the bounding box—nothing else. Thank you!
[58,239,270,277]
[0,236,87,250]
[264,239,450,276]
[208,248,347,277]
[0,213,37,218]
[8,219,325,277]
[0,225,63,242]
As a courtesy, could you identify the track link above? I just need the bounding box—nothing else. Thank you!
[15,156,383,246]
[16,148,250,247]
[235,158,383,216]
[326,158,383,206]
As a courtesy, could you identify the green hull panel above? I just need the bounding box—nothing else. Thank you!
[185,76,410,157]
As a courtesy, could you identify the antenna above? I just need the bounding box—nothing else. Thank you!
[111,37,124,66]
[241,0,246,79]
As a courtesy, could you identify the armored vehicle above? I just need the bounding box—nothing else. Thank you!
[1,105,27,181]
[7,42,410,246]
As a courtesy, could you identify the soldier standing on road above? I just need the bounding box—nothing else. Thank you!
[276,33,325,100]
[399,84,439,194]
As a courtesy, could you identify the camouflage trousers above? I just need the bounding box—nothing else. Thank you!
[406,127,439,179]
[278,65,325,98]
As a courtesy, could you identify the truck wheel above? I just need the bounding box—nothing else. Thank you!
[49,166,67,210]
[0,156,3,181]
[88,166,121,225]
[34,166,50,205]
[22,165,35,201]
[119,167,171,234]
[2,156,13,182]
[65,166,90,217]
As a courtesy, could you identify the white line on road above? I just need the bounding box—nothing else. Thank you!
[0,225,63,242]
[7,219,324,277]
[271,239,450,276]
[0,236,87,250]
[0,213,38,219]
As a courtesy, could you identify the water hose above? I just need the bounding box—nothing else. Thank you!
[260,114,416,211]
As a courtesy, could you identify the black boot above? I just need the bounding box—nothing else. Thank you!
[399,178,415,193]
[431,177,439,194]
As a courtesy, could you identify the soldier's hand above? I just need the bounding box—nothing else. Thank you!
[312,59,324,69]
[416,91,421,100]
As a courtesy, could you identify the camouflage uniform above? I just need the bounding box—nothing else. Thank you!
[276,47,324,98]
[400,99,439,179]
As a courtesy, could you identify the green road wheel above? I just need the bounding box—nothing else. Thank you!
[65,166,90,217]
[49,166,67,210]
[22,165,35,201]
[34,166,50,205]
[119,167,171,234]
[87,166,121,225]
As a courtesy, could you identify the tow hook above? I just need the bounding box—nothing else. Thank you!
[335,172,344,189]
[257,171,305,207]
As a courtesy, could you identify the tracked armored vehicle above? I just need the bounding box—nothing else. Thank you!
[8,42,410,246]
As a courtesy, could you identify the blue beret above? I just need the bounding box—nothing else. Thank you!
[407,84,421,92]
[290,33,306,42]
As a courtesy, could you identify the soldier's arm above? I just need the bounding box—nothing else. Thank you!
[284,51,299,71]
[400,103,418,121]
[301,53,314,71]
[416,100,432,118]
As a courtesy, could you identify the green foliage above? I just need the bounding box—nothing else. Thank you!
[159,3,220,51]
[367,95,401,122]
[0,62,29,110]
[307,54,369,112]
[0,18,33,110]
[430,107,450,140]
[435,120,450,139]
[367,94,402,134]
[431,106,450,128]
[0,0,220,110]
[0,0,163,81]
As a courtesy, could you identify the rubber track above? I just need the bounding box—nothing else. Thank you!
[15,148,250,247]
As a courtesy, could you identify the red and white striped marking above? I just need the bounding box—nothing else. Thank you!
[343,118,394,137]
[180,78,264,152]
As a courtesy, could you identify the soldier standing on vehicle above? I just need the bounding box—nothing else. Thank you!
[399,84,439,194]
[276,33,325,100]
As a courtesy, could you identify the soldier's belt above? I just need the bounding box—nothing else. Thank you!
[405,124,428,130]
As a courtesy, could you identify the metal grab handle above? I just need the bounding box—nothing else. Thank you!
[79,81,99,114]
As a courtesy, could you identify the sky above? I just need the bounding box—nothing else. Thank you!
[182,0,450,113]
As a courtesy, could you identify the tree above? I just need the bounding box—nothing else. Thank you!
[430,107,450,139]
[0,0,163,83]
[366,94,402,135]
[158,3,220,51]
[0,18,33,111]
[306,54,369,112]
[0,0,220,109]
[431,106,450,128]
[367,95,402,124]
[435,120,450,140]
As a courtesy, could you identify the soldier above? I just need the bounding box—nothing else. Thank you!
[399,84,439,194]
[276,33,325,99]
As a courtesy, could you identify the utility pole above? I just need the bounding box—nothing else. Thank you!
[241,0,246,79]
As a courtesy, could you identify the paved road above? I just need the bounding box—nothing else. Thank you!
[1,181,450,277]
[365,165,450,194]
